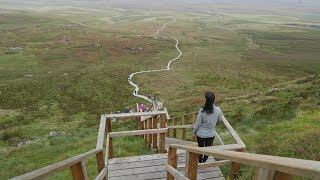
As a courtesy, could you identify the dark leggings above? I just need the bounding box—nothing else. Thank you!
[197,136,215,163]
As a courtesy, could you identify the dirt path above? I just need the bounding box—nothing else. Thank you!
[128,18,182,110]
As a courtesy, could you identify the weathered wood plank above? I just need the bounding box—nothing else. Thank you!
[109,157,187,171]
[274,171,293,180]
[182,115,188,140]
[148,118,153,149]
[105,134,110,177]
[96,151,105,175]
[109,164,222,180]
[164,107,170,120]
[178,160,230,171]
[70,161,87,180]
[104,111,166,118]
[109,128,168,138]
[230,149,244,180]
[95,167,107,180]
[167,125,193,129]
[153,116,158,149]
[173,117,177,138]
[167,147,178,180]
[221,115,245,146]
[254,167,275,180]
[96,115,107,149]
[159,114,167,153]
[166,164,190,180]
[106,119,113,159]
[192,113,198,142]
[144,120,147,143]
[185,152,198,180]
[108,152,185,165]
[167,118,171,137]
[169,144,245,152]
[169,144,320,178]
[215,132,224,145]
[11,149,102,180]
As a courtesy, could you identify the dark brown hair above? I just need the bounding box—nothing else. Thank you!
[202,91,215,114]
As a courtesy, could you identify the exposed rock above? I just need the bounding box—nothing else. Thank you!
[24,74,34,78]
[49,131,66,137]
[18,139,40,147]
[266,88,281,95]
[4,47,23,55]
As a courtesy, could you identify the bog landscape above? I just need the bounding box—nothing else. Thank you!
[0,0,320,179]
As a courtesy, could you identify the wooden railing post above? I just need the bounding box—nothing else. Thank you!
[182,115,187,140]
[167,147,178,180]
[70,161,88,180]
[152,116,158,150]
[254,168,275,180]
[138,116,144,130]
[274,172,293,180]
[96,151,105,174]
[148,117,153,149]
[173,117,177,138]
[230,149,244,180]
[106,119,113,159]
[159,114,167,153]
[167,118,171,137]
[144,120,147,144]
[192,112,198,142]
[186,151,198,180]
[138,116,144,139]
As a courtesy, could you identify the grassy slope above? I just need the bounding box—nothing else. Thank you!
[0,8,319,178]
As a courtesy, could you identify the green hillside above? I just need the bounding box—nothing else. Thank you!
[0,6,319,179]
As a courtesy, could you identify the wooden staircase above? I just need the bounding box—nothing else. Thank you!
[11,109,320,180]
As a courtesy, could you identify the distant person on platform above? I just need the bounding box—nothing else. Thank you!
[139,104,146,112]
[193,91,223,163]
[124,107,131,113]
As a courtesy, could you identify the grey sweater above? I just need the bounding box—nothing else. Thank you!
[193,106,223,138]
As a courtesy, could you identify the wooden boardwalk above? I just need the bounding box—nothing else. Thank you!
[108,137,225,180]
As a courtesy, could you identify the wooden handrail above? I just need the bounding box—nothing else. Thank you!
[96,115,107,149]
[221,115,245,146]
[166,165,190,180]
[95,168,107,180]
[177,160,231,171]
[11,148,103,180]
[109,128,168,137]
[170,143,245,151]
[167,125,193,129]
[103,110,166,118]
[164,107,170,120]
[168,144,320,178]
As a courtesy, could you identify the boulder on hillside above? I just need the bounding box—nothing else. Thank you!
[49,131,66,137]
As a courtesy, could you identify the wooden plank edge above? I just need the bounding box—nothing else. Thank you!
[169,144,320,178]
[167,125,194,129]
[222,115,245,146]
[177,160,231,171]
[164,107,170,120]
[95,167,107,180]
[166,164,190,180]
[104,111,167,118]
[109,128,168,138]
[96,115,107,149]
[10,148,103,180]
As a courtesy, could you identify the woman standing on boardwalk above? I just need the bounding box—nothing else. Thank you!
[193,91,223,163]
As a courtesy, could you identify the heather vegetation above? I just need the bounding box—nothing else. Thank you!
[0,1,319,178]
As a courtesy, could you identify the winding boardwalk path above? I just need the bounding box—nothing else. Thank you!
[128,18,182,110]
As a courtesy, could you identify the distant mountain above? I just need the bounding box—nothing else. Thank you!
[1,0,319,14]
[182,0,320,6]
